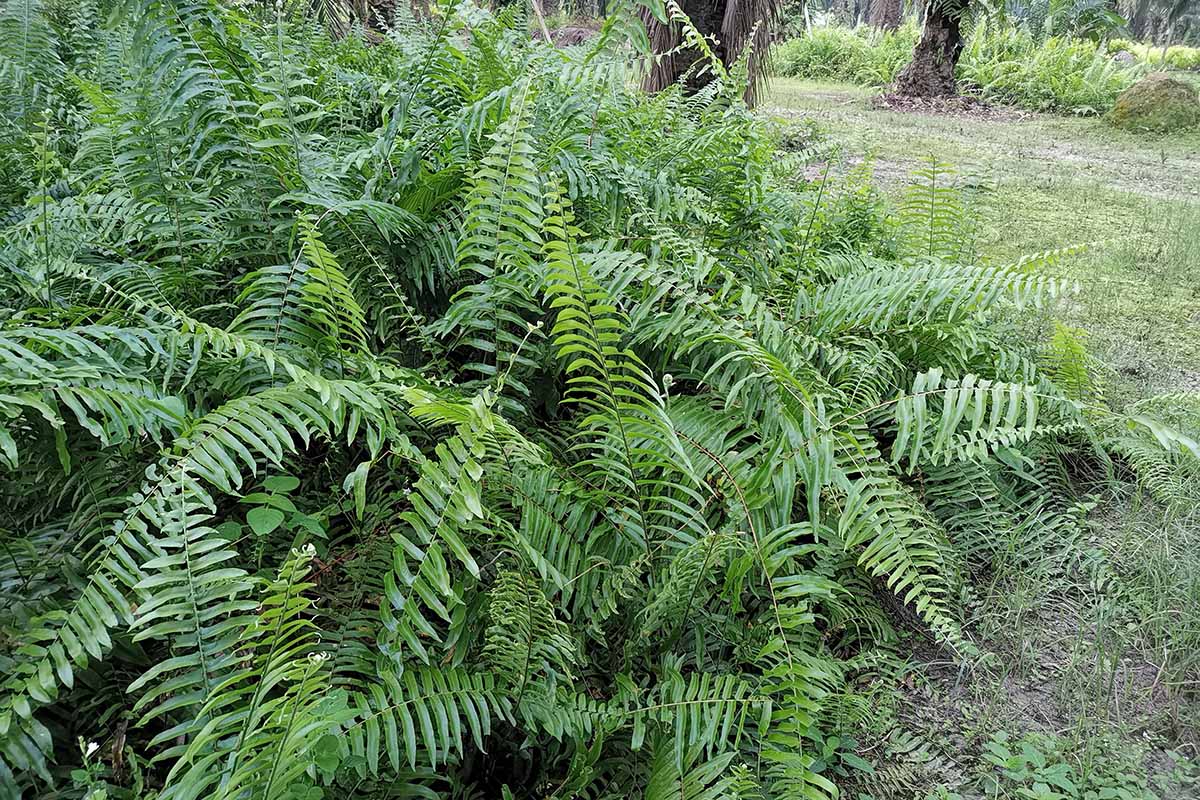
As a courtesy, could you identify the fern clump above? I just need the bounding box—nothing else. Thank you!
[0,1,1195,799]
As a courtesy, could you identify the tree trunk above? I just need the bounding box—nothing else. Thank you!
[1126,0,1150,39]
[643,0,778,105]
[893,0,967,97]
[868,0,902,30]
[364,0,397,27]
[645,0,728,94]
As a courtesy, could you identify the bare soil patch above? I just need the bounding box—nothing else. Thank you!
[872,92,1033,122]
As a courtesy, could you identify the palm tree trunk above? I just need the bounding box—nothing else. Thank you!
[643,0,779,106]
[1126,0,1150,39]
[644,0,727,94]
[893,0,967,97]
[868,0,902,30]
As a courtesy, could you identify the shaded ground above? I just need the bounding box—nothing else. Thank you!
[763,78,1200,397]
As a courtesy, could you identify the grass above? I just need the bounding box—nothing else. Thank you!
[762,77,1200,799]
[764,77,1200,395]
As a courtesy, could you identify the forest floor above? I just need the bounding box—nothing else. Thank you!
[764,79,1200,799]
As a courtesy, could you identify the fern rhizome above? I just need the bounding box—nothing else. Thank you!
[0,1,1196,798]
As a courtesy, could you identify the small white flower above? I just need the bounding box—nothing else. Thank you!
[85,741,100,758]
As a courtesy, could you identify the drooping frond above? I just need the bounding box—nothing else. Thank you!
[343,665,510,776]
[482,567,578,696]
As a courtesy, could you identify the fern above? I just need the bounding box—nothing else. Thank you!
[157,545,345,800]
[0,4,1194,799]
[899,157,969,262]
[889,367,1080,468]
[482,567,578,697]
[344,665,510,776]
[126,465,257,759]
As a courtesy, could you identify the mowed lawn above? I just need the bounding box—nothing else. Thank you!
[763,78,1200,396]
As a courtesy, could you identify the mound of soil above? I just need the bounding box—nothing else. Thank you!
[1109,73,1200,133]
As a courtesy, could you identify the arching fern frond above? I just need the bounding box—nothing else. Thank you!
[483,566,578,697]
[344,666,510,776]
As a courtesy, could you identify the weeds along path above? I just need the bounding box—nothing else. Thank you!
[764,78,1200,397]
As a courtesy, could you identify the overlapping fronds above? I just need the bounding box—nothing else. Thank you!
[0,2,1193,799]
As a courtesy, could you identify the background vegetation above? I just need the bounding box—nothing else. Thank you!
[763,73,1200,797]
[772,25,1158,114]
[770,0,1200,114]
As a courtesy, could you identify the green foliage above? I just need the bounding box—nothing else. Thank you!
[773,25,1141,115]
[1041,322,1103,405]
[1102,393,1200,507]
[898,158,970,261]
[980,730,1158,800]
[1110,38,1200,70]
[990,0,1128,42]
[772,25,919,85]
[0,1,1195,799]
[959,28,1143,115]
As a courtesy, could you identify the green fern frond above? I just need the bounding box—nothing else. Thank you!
[483,567,578,696]
[890,368,1082,468]
[127,464,258,758]
[542,178,693,554]
[344,666,511,775]
[380,431,483,663]
[159,545,346,800]
[899,158,970,262]
[644,745,739,800]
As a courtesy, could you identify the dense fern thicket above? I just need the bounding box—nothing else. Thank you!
[0,1,1197,798]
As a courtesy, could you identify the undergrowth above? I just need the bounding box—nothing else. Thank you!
[772,25,919,86]
[0,0,1197,799]
[1110,38,1200,71]
[773,25,1141,115]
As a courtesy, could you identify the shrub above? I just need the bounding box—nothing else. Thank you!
[1109,38,1200,70]
[1165,45,1200,71]
[772,25,918,85]
[773,25,1141,115]
[958,28,1141,114]
[0,0,1197,798]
